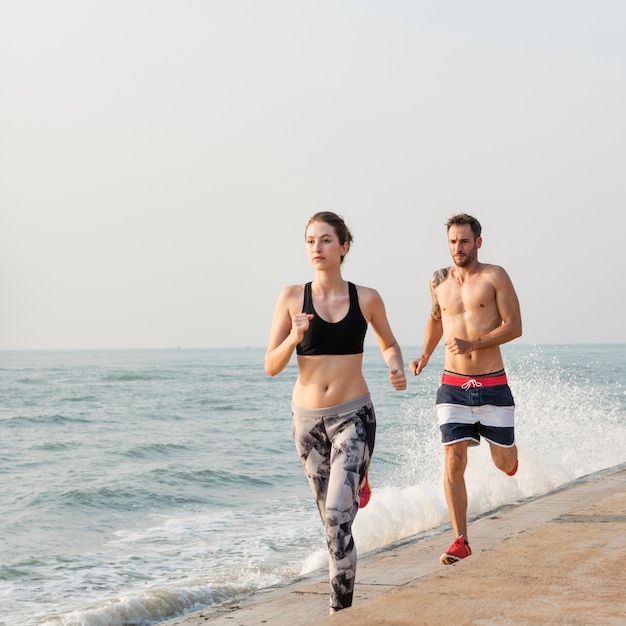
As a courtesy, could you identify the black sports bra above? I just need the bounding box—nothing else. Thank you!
[296,282,368,356]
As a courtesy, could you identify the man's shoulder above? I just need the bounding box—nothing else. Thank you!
[477,263,511,281]
[430,267,451,289]
[471,264,517,295]
[479,262,506,272]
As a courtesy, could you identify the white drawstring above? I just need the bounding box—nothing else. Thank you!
[461,379,483,390]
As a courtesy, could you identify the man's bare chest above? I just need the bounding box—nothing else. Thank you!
[437,281,495,316]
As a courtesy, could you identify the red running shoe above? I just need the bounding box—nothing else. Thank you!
[440,535,472,565]
[359,468,372,508]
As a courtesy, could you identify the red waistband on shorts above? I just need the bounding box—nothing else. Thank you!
[441,373,508,389]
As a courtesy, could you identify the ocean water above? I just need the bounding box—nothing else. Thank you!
[0,344,624,625]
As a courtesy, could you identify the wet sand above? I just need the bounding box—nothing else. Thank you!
[164,463,626,625]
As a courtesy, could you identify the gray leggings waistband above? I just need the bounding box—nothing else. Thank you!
[291,393,372,419]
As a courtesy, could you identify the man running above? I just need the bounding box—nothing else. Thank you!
[410,213,522,564]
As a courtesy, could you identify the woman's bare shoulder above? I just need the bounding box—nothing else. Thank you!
[281,282,306,295]
[353,283,384,309]
[276,283,306,306]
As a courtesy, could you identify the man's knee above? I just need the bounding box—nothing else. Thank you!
[444,443,468,476]
[490,443,517,472]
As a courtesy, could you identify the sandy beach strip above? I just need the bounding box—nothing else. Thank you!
[164,463,626,626]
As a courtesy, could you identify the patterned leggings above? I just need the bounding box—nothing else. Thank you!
[292,393,376,611]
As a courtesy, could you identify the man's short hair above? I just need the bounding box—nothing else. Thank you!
[446,214,482,239]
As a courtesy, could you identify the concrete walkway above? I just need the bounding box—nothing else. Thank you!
[164,464,626,626]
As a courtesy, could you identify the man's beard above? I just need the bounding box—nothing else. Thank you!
[454,251,476,268]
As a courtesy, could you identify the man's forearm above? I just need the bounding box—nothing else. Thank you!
[469,320,522,352]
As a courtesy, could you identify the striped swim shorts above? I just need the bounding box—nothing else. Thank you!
[436,371,515,447]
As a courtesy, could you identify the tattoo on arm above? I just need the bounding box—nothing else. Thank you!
[429,268,447,320]
[431,267,449,289]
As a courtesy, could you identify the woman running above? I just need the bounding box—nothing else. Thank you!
[265,212,406,614]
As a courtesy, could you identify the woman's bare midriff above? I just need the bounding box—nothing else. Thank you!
[293,353,369,408]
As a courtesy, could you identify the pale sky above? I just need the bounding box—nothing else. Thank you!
[2,1,625,350]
